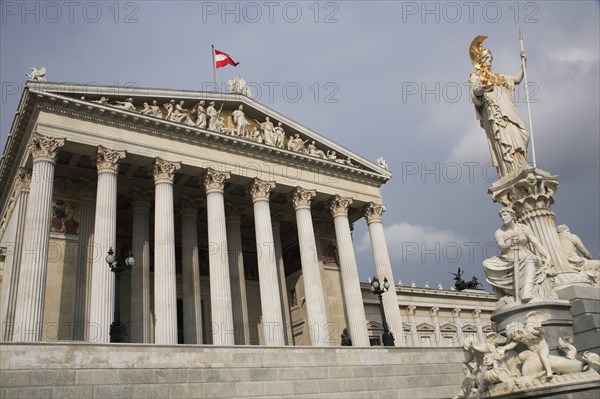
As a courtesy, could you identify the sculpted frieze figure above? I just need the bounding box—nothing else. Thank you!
[207,102,223,131]
[273,122,286,148]
[288,134,308,154]
[139,100,162,119]
[232,104,247,136]
[192,100,207,128]
[169,100,195,125]
[377,157,389,170]
[112,98,136,112]
[557,225,600,285]
[483,207,556,304]
[92,96,110,105]
[307,140,327,159]
[228,76,252,97]
[255,116,277,146]
[469,36,530,177]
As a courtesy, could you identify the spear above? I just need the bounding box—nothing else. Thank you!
[520,28,537,168]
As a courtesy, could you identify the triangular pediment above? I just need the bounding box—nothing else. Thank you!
[22,82,391,182]
[416,322,435,332]
[440,323,457,332]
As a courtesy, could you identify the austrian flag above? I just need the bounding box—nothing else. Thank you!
[214,49,239,69]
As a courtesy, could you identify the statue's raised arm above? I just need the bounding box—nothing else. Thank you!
[469,36,530,178]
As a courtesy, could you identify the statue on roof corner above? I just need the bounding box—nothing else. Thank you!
[26,65,46,81]
[469,36,530,178]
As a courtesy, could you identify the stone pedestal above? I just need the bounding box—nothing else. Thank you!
[488,167,591,290]
[555,285,600,355]
[491,300,573,355]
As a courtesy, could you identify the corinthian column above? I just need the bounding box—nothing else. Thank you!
[72,180,96,341]
[203,168,234,346]
[131,188,152,343]
[13,133,64,341]
[452,307,463,347]
[250,179,285,346]
[364,202,404,347]
[225,203,249,345]
[153,158,181,345]
[406,305,419,347]
[88,146,126,343]
[272,214,293,345]
[329,195,370,347]
[289,187,330,346]
[180,195,203,344]
[472,309,484,343]
[2,169,31,341]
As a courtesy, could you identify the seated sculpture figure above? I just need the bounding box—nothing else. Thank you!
[483,207,556,303]
[557,224,600,285]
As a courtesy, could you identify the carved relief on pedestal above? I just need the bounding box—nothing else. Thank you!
[329,195,353,218]
[249,179,275,202]
[28,133,65,163]
[152,158,181,184]
[364,202,386,224]
[289,187,316,210]
[96,146,126,173]
[202,168,230,193]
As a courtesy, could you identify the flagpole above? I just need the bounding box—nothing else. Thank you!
[211,44,217,92]
[519,28,536,168]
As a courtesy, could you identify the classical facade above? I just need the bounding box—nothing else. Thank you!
[0,81,493,348]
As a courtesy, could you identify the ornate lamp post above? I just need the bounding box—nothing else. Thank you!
[106,247,135,343]
[370,276,395,347]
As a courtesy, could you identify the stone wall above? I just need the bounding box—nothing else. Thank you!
[0,342,466,398]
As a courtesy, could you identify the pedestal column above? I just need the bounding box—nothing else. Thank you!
[272,215,293,345]
[289,187,330,346]
[180,196,203,344]
[364,202,404,347]
[131,188,152,343]
[452,307,463,347]
[1,169,31,341]
[203,168,234,346]
[13,134,64,341]
[88,146,125,343]
[406,305,419,347]
[153,158,181,345]
[225,204,249,345]
[72,180,96,341]
[430,306,442,346]
[329,195,370,347]
[250,179,285,346]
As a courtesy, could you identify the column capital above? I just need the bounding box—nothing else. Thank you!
[364,202,386,224]
[249,178,275,203]
[28,133,65,163]
[153,157,181,184]
[132,187,152,209]
[472,309,481,319]
[406,305,417,316]
[289,187,316,210]
[452,308,461,317]
[429,306,439,316]
[329,195,353,217]
[180,195,201,216]
[225,203,242,223]
[202,168,230,193]
[15,168,32,193]
[96,146,126,174]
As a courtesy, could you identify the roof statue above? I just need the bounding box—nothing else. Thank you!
[228,76,252,97]
[468,36,530,178]
[26,65,46,81]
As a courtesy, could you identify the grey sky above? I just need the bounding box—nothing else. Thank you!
[1,1,598,291]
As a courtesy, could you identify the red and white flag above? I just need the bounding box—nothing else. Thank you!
[214,49,239,69]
